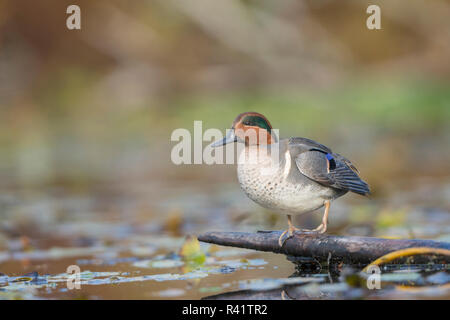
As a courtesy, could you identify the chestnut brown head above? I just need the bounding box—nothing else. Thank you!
[211,112,277,147]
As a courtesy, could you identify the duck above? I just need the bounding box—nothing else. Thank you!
[211,112,370,246]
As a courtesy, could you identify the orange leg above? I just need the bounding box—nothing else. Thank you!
[278,202,330,246]
[311,200,330,233]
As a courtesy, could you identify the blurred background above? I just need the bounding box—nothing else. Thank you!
[0,0,449,299]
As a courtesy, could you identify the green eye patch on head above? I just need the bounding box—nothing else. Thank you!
[241,115,272,132]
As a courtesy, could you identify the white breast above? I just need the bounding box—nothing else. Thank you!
[237,145,329,215]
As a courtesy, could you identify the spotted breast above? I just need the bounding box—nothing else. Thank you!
[237,139,342,215]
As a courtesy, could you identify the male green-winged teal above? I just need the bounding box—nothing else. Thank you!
[211,112,370,246]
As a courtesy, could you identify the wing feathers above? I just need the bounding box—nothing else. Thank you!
[293,147,370,196]
[325,157,370,195]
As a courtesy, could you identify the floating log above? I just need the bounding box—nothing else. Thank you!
[198,231,450,265]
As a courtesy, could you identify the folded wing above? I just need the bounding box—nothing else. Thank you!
[289,138,370,196]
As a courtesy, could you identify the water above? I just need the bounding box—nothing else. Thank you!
[0,179,449,299]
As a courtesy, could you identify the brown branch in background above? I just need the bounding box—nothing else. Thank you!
[198,231,450,265]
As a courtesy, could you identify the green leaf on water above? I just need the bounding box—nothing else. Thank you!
[179,235,205,267]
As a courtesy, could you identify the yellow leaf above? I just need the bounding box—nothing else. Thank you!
[179,235,205,266]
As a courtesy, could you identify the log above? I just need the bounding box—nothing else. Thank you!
[198,231,450,265]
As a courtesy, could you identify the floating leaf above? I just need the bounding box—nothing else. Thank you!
[381,272,422,282]
[179,235,205,266]
[156,288,185,297]
[199,286,222,293]
[133,259,184,269]
[130,246,157,257]
[11,277,33,283]
[213,248,253,258]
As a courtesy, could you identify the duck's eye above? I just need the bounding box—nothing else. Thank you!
[243,121,251,126]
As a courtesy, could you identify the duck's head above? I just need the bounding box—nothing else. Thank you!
[211,112,278,147]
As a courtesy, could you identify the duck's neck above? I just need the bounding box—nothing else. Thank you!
[239,142,284,167]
